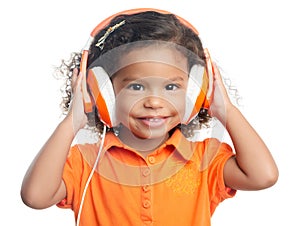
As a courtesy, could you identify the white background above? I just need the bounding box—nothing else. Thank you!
[1,0,299,225]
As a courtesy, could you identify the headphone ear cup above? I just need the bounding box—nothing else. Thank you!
[182,64,209,124]
[87,67,116,128]
[203,48,214,109]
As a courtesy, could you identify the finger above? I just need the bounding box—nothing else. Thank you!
[73,72,83,95]
[212,62,222,81]
[212,63,231,103]
[71,68,79,91]
[76,72,83,89]
[212,63,227,91]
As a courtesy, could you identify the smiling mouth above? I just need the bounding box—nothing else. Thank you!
[138,117,168,127]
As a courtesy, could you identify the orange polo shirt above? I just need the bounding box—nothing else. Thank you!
[57,129,236,226]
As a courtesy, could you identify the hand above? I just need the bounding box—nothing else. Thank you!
[208,63,234,125]
[65,68,88,133]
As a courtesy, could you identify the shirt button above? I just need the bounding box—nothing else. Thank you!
[142,185,150,192]
[148,156,156,164]
[142,168,151,177]
[143,221,153,226]
[143,200,151,209]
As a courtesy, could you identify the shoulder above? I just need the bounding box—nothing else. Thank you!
[67,142,100,165]
[191,138,234,171]
[191,137,232,155]
[69,142,99,155]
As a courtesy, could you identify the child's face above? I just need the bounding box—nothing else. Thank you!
[112,45,189,140]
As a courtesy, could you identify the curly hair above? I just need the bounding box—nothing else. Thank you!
[55,11,213,137]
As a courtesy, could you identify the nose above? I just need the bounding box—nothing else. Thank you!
[143,95,164,109]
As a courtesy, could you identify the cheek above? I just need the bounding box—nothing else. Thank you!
[166,92,186,118]
[114,92,140,123]
[115,98,129,122]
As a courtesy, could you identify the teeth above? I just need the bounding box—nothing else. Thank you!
[148,118,161,122]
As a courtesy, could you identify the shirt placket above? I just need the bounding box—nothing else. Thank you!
[140,154,157,225]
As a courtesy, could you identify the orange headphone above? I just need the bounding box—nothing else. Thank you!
[80,8,214,128]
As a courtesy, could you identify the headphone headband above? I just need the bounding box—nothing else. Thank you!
[90,8,199,37]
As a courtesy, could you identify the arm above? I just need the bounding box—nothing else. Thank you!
[210,64,279,190]
[21,69,87,209]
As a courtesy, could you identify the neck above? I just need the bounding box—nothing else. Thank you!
[117,126,169,155]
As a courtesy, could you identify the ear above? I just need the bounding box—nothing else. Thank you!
[86,66,117,128]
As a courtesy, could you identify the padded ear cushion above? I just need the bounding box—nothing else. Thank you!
[87,67,116,128]
[182,64,209,124]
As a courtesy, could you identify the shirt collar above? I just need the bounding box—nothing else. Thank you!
[101,128,195,161]
[164,129,195,161]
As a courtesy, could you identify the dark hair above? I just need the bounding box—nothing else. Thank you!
[55,10,211,137]
[88,11,205,68]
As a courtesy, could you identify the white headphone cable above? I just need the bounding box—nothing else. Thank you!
[76,125,107,226]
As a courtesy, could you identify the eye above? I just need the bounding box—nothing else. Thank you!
[165,84,179,91]
[127,83,144,91]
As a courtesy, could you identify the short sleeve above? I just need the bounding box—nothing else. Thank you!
[56,145,83,209]
[204,138,236,214]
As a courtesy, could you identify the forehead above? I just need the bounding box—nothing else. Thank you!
[118,45,189,74]
[89,41,195,76]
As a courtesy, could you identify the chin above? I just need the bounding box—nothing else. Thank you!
[136,130,169,140]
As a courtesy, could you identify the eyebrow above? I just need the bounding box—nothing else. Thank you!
[168,76,185,82]
[120,77,139,84]
[121,75,186,83]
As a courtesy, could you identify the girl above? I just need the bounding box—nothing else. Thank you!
[21,8,278,226]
